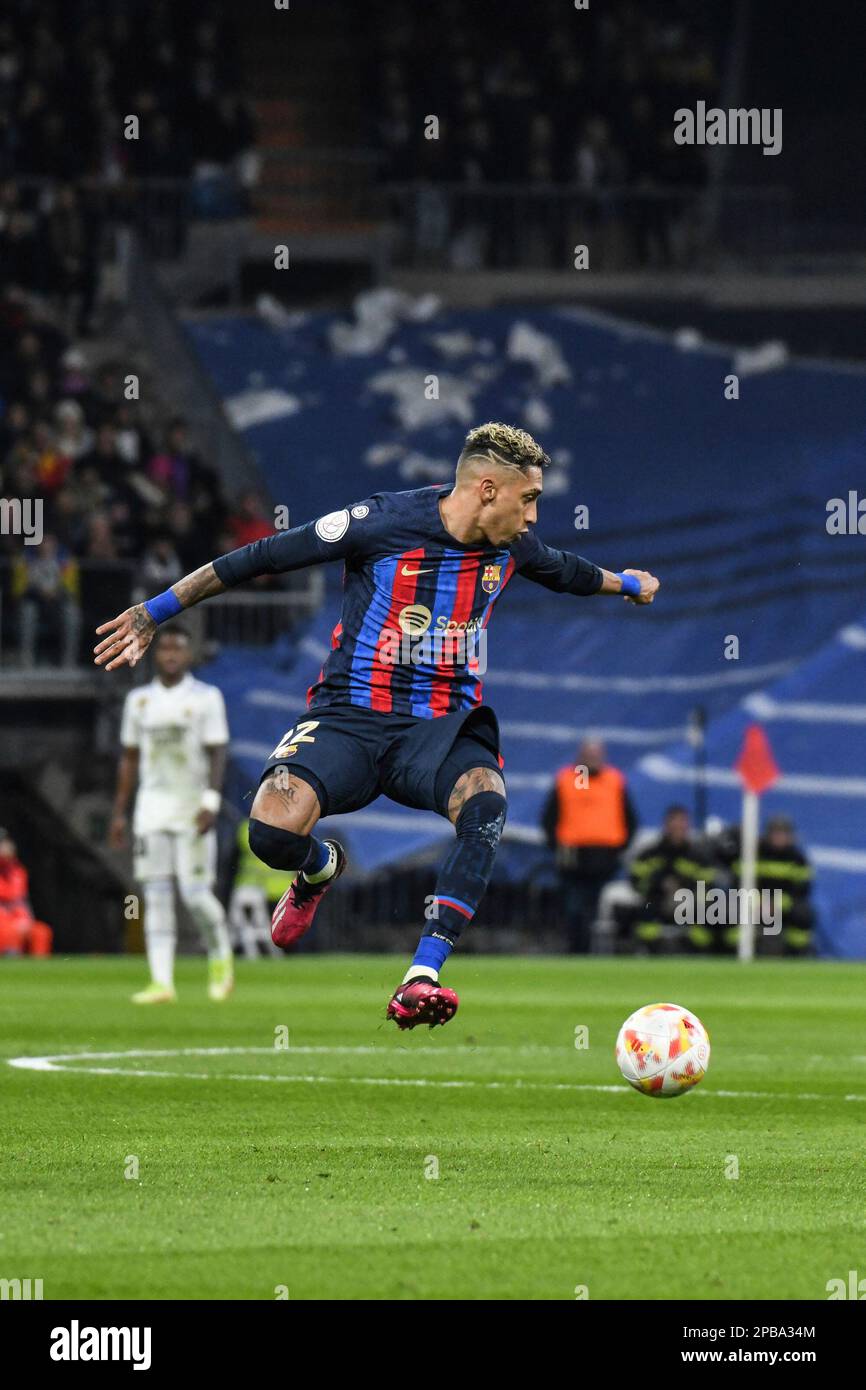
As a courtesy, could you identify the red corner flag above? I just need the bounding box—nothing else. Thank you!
[735,724,780,794]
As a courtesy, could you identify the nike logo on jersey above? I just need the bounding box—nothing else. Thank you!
[401,564,434,576]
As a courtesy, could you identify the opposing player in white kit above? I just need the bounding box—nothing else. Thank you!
[109,625,235,1003]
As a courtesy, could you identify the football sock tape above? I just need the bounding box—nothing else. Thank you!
[302,839,336,882]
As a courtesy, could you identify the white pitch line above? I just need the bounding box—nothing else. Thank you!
[6,1044,563,1067]
[6,1047,866,1102]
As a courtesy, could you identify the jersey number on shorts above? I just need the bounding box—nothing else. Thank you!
[270,720,320,760]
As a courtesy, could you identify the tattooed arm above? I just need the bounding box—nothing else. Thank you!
[93,563,225,671]
[94,498,385,672]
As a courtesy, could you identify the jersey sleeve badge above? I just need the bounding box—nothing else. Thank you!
[315,509,350,542]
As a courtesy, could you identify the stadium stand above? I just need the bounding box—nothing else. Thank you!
[363,0,723,183]
[0,0,261,669]
[0,2,254,194]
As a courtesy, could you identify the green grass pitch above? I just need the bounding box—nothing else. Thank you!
[2,954,865,1300]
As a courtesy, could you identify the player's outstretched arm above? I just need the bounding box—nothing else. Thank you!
[514,532,660,606]
[597,567,660,605]
[94,561,225,671]
[95,502,377,671]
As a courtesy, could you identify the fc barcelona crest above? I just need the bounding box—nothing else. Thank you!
[481,563,502,594]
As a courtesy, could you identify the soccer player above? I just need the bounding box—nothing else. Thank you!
[109,625,234,1004]
[95,424,659,1027]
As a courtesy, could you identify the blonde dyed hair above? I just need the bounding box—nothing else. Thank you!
[457,422,551,475]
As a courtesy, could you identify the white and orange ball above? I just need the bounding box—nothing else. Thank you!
[615,1002,710,1098]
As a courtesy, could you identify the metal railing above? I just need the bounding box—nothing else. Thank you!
[311,866,568,954]
[378,182,794,271]
[202,579,324,647]
[257,146,383,223]
[0,558,322,673]
[13,175,196,261]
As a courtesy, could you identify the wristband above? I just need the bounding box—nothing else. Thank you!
[200,789,221,815]
[144,589,183,624]
[616,572,641,598]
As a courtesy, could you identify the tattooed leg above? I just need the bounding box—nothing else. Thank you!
[250,769,321,836]
[447,766,506,826]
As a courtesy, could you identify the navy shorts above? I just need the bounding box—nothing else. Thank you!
[259,702,503,819]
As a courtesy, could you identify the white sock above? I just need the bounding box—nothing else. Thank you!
[144,880,176,989]
[402,964,439,985]
[302,842,337,885]
[181,885,232,963]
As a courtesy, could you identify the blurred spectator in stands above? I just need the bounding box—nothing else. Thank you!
[84,510,121,562]
[621,93,674,268]
[207,93,256,170]
[140,532,184,594]
[0,401,31,461]
[2,439,40,505]
[0,828,52,956]
[86,364,123,428]
[31,417,71,495]
[53,398,92,460]
[573,115,629,266]
[378,90,413,180]
[131,110,192,179]
[527,115,556,185]
[618,804,718,954]
[227,490,273,549]
[112,402,150,466]
[166,499,213,573]
[86,419,162,518]
[0,207,41,286]
[189,460,226,537]
[81,421,125,490]
[542,737,638,953]
[48,484,87,553]
[42,183,99,335]
[148,418,198,501]
[12,532,81,667]
[57,347,92,403]
[63,461,109,521]
[10,329,46,400]
[25,366,54,415]
[458,118,497,186]
[146,419,225,537]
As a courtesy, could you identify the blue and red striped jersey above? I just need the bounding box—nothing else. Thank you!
[212,484,603,718]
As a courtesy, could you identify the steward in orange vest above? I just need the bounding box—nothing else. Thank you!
[541,742,637,953]
[542,756,637,877]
